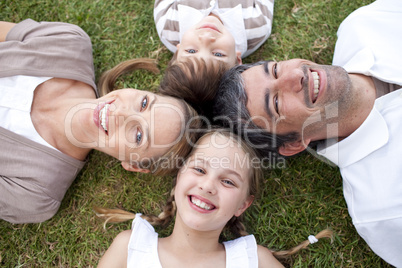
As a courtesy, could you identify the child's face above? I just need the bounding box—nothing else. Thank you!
[176,15,242,67]
[174,133,254,232]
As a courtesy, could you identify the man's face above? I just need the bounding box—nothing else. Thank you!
[242,59,354,143]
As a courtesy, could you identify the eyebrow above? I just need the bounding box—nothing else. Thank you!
[143,95,157,150]
[191,157,244,183]
[263,61,274,119]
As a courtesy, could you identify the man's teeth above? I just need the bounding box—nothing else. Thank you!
[99,104,110,132]
[191,197,212,210]
[312,72,320,101]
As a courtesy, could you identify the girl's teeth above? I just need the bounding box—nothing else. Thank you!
[191,197,212,210]
[100,104,110,131]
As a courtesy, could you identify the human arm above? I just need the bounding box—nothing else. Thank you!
[0,19,96,90]
[257,245,284,268]
[98,230,131,268]
[0,21,16,42]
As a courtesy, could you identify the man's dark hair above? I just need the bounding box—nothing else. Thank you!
[212,62,300,158]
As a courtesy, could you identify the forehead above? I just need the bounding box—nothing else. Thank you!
[150,95,184,144]
[192,134,250,172]
[139,95,185,158]
[241,64,275,129]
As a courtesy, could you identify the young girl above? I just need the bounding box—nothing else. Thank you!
[95,130,332,267]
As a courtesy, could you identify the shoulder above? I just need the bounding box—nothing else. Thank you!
[8,19,90,42]
[114,229,132,244]
[257,245,284,268]
[97,230,132,268]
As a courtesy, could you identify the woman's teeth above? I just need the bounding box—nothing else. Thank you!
[99,104,110,132]
[191,196,212,210]
[312,71,320,101]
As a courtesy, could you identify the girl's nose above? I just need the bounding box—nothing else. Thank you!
[199,176,217,195]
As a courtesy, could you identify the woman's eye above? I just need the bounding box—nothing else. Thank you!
[140,96,148,111]
[186,49,197,54]
[274,95,279,114]
[136,128,142,144]
[273,63,278,78]
[213,52,224,57]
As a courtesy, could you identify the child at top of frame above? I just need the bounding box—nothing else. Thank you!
[95,130,332,267]
[154,0,274,67]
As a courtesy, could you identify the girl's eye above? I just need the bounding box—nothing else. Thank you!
[273,63,278,79]
[222,179,235,187]
[213,52,224,57]
[274,94,279,114]
[194,167,205,174]
[186,49,197,54]
[140,96,148,111]
[136,128,143,144]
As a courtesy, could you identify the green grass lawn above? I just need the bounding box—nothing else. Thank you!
[0,0,391,267]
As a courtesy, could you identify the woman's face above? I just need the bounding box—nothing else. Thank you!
[80,89,187,169]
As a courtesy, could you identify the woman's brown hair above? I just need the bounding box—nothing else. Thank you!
[97,58,202,176]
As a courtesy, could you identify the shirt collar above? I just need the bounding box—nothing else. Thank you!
[339,47,375,75]
[317,104,389,168]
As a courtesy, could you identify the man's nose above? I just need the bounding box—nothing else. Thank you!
[279,69,304,94]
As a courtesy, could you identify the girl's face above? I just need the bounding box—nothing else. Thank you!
[174,133,254,233]
[68,88,186,170]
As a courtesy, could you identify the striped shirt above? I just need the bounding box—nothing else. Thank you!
[154,0,274,58]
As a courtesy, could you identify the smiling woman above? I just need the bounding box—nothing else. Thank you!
[0,19,201,224]
[96,58,202,174]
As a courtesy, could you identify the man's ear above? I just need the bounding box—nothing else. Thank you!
[235,195,254,217]
[121,161,150,173]
[278,139,311,156]
[236,51,242,65]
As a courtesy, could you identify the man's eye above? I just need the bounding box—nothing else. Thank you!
[186,49,197,54]
[273,63,278,78]
[213,52,224,57]
[274,95,279,114]
[141,96,148,111]
[136,128,142,144]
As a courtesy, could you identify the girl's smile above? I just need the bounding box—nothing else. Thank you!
[174,133,254,232]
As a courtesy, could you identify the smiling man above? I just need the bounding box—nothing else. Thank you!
[213,0,402,266]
